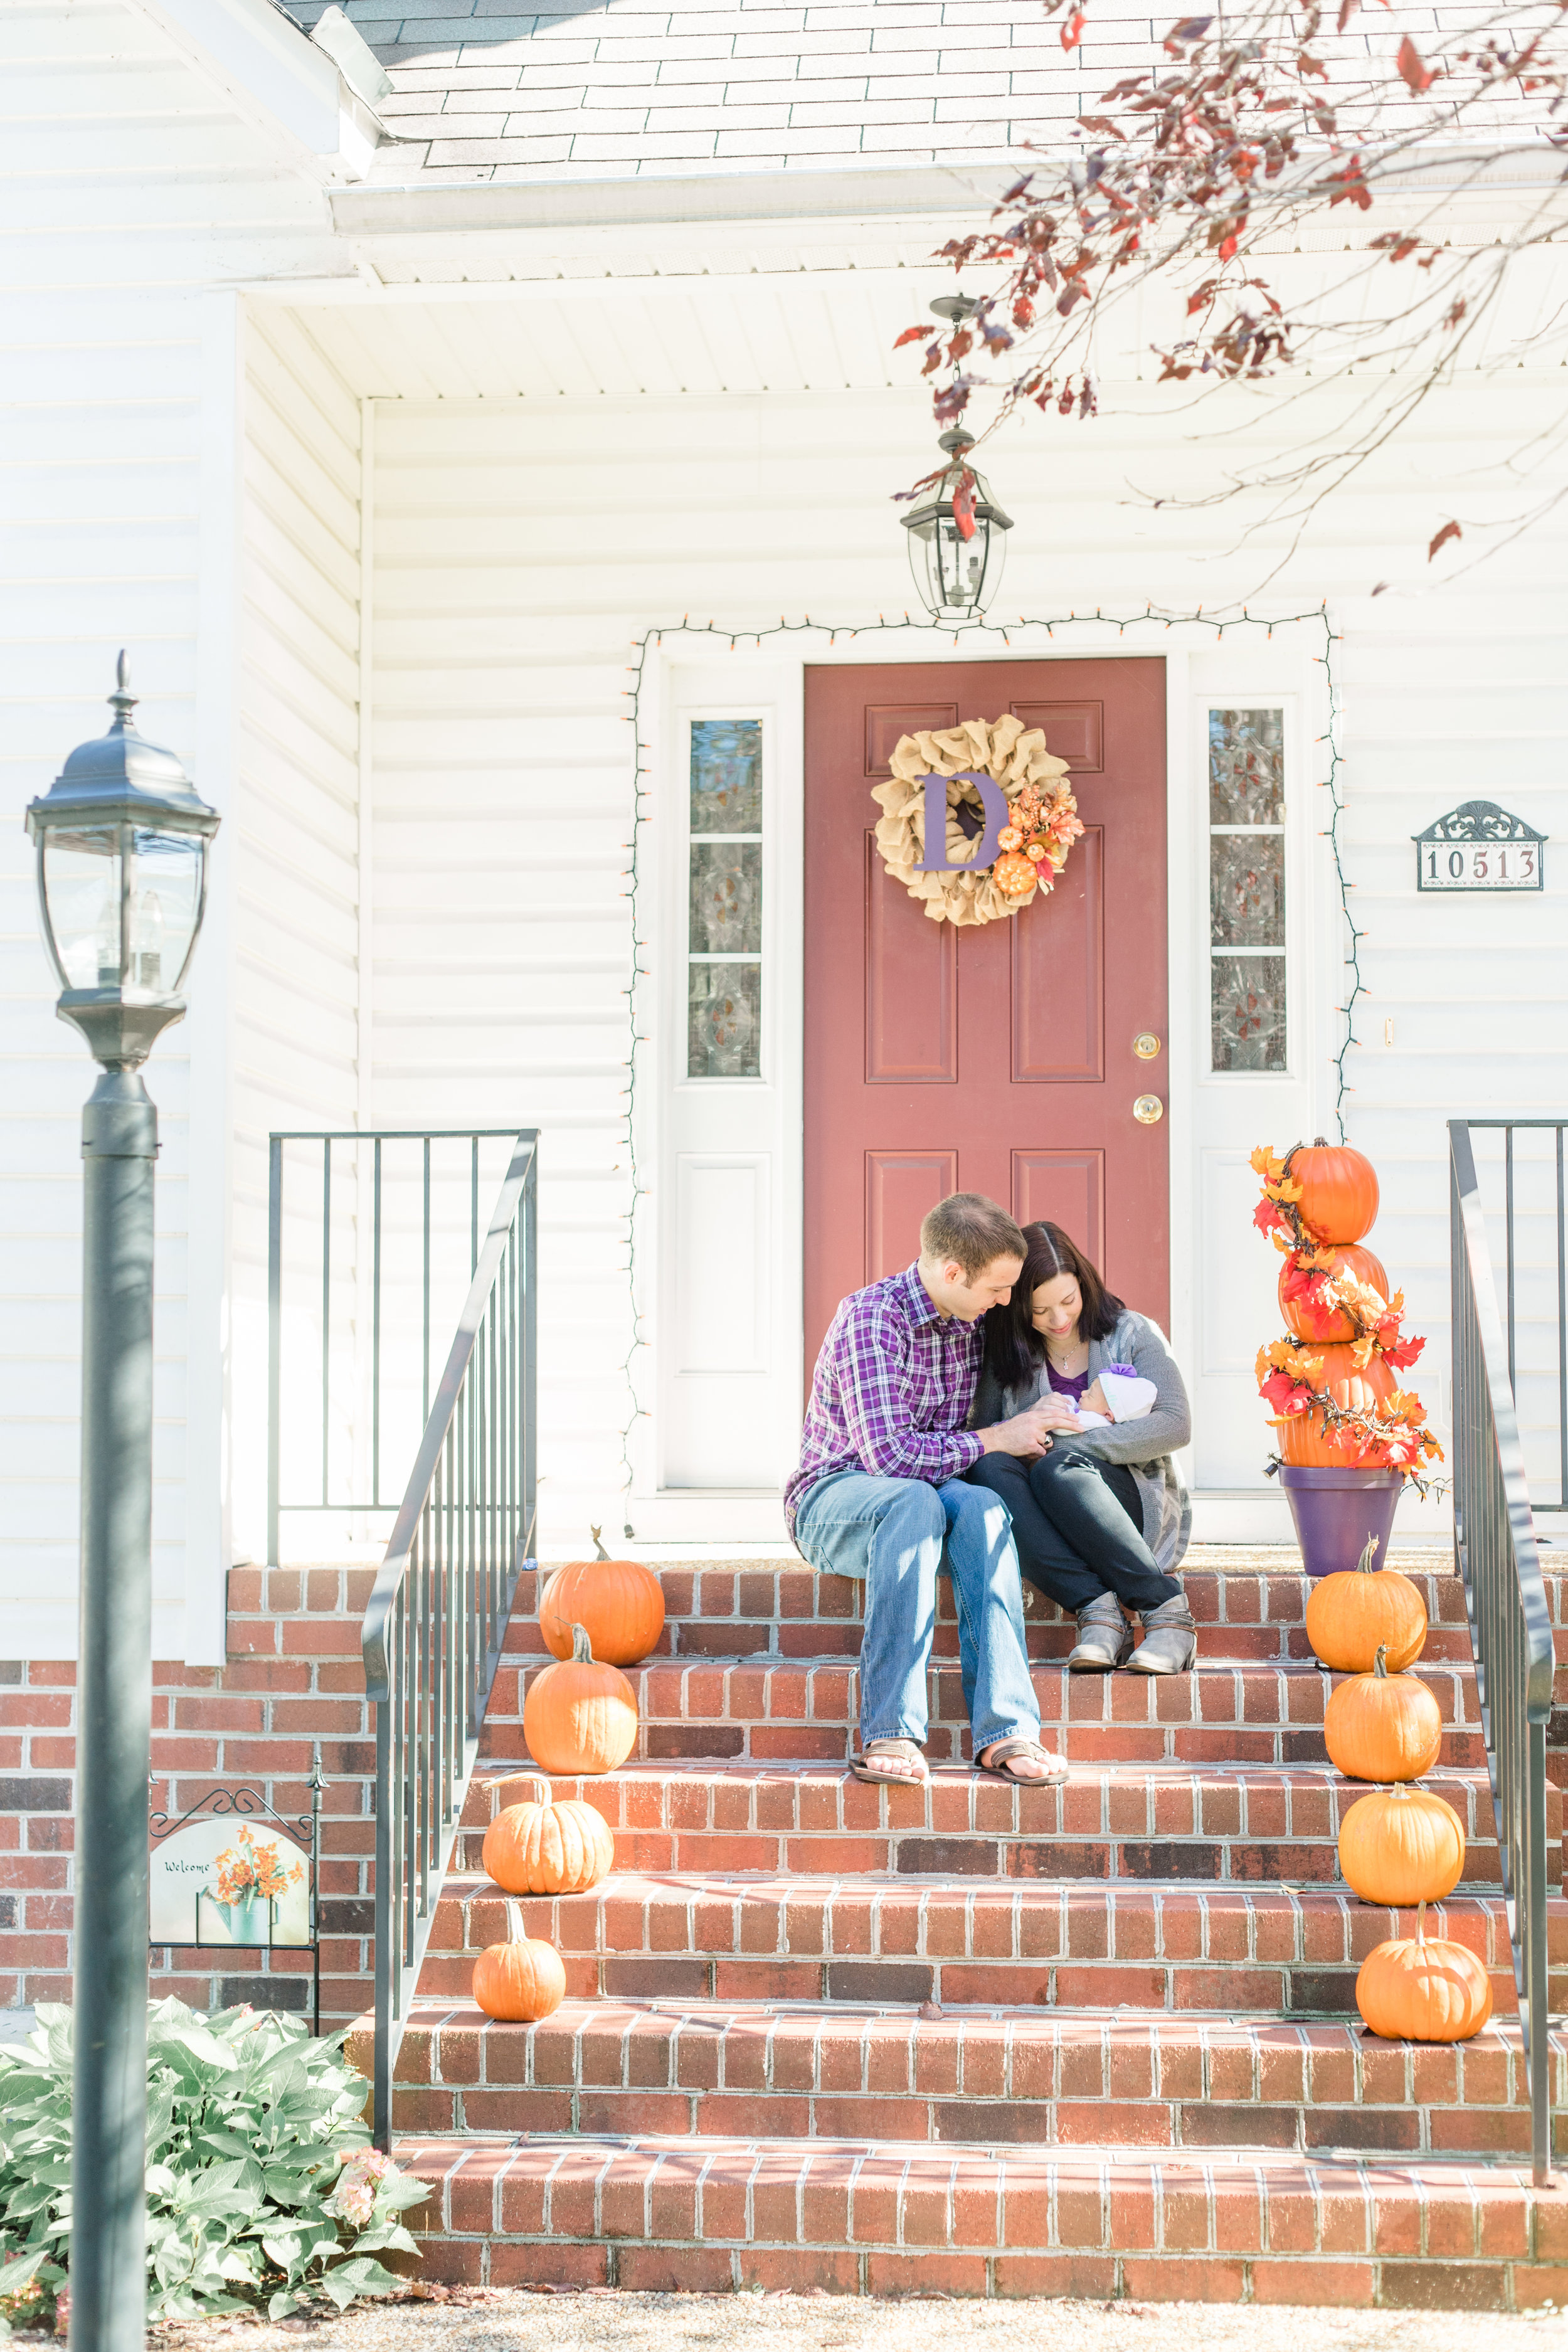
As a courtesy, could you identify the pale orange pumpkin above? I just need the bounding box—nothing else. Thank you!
[522,1620,638,1776]
[992,849,1038,898]
[1355,1901,1493,2042]
[1306,1535,1428,1672]
[1338,1781,1465,1907]
[1278,1244,1391,1343]
[1273,1345,1397,1468]
[540,1528,665,1666]
[1286,1138,1380,1246]
[472,1905,568,2021]
[482,1773,615,1895]
[1323,1644,1442,1784]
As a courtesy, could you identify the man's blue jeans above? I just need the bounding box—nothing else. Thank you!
[793,1470,1041,1751]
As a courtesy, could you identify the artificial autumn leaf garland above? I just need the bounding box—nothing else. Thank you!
[1251,1140,1444,1484]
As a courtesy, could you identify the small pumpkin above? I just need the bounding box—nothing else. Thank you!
[1278,1244,1391,1343]
[1306,1535,1428,1671]
[1273,1346,1397,1468]
[482,1772,615,1895]
[522,1620,638,1776]
[540,1527,665,1667]
[472,1901,568,2021]
[1286,1138,1380,1246]
[1323,1643,1442,1783]
[992,849,1039,898]
[1338,1781,1465,1907]
[1356,1900,1494,2042]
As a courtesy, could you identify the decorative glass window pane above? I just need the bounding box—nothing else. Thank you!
[1212,953,1288,1073]
[1209,704,1286,1074]
[1209,708,1285,824]
[1210,832,1285,947]
[689,963,761,1078]
[690,842,761,955]
[691,721,762,833]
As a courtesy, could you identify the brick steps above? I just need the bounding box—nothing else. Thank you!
[384,1998,1568,2159]
[481,1658,1488,1769]
[451,1759,1546,1888]
[417,1868,1564,2016]
[398,2131,1568,2303]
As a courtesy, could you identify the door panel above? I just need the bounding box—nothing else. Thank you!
[864,832,958,1083]
[1010,826,1104,1083]
[866,1150,960,1285]
[805,659,1168,1376]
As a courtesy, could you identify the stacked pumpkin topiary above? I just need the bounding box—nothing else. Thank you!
[470,1536,664,2021]
[1308,1542,1493,2043]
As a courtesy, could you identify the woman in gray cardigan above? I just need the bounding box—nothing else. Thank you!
[965,1221,1195,1675]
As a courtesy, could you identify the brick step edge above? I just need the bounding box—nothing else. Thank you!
[400,2135,1568,2308]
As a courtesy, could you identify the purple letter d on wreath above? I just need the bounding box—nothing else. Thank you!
[912,770,1013,874]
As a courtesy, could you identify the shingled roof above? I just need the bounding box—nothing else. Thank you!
[286,1,1536,193]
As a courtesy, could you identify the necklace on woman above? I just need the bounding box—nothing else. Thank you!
[1046,1334,1086,1370]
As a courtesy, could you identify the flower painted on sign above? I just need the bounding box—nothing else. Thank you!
[209,1826,304,1909]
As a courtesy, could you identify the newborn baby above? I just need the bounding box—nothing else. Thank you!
[1072,1363,1158,1429]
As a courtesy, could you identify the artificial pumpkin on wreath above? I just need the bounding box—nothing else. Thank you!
[1306,1535,1428,1672]
[1355,1900,1493,2043]
[522,1621,639,1776]
[472,1903,568,2021]
[540,1527,665,1666]
[1287,1139,1380,1246]
[1323,1644,1442,1784]
[1338,1781,1465,1907]
[482,1772,615,1896]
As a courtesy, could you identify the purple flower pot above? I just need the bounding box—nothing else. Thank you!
[1278,1465,1404,1580]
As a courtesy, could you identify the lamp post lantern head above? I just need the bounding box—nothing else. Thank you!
[24,654,220,1069]
[903,426,1014,622]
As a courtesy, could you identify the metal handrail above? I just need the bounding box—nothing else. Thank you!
[1449,1120,1557,2185]
[362,1130,539,2143]
[267,1127,526,1567]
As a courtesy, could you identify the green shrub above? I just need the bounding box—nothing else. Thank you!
[0,2000,424,2325]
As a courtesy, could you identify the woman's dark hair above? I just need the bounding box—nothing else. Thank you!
[980,1221,1125,1395]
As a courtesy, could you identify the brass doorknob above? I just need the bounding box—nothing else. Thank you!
[1133,1032,1162,1060]
[1133,1094,1163,1125]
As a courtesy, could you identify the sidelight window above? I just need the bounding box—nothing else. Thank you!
[1208,706,1287,1073]
[687,719,763,1078]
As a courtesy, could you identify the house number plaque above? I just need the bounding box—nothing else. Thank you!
[1413,800,1545,893]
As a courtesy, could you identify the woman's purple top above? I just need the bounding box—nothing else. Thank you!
[1047,1362,1090,1402]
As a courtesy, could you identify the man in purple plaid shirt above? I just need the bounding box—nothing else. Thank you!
[787,1193,1068,1790]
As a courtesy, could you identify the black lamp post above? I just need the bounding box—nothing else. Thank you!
[24,656,219,2352]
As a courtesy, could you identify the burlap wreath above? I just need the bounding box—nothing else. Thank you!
[871,716,1079,926]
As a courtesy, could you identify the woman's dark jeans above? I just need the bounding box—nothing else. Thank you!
[965,1445,1181,1614]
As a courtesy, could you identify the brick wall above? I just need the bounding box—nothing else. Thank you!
[0,1567,380,2030]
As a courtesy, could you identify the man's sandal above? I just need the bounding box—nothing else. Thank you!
[849,1737,930,1786]
[976,1736,1069,1784]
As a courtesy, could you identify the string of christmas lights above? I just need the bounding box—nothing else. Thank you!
[615,603,1355,1518]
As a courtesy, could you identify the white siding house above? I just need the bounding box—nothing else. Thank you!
[3,0,1565,1667]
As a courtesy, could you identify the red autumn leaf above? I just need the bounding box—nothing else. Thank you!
[1429,518,1462,561]
[1398,35,1436,94]
[1383,1335,1427,1371]
[893,326,929,348]
[953,471,977,541]
[1218,234,1239,261]
[1061,8,1086,50]
[1337,0,1359,24]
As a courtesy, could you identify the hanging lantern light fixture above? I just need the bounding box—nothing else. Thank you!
[901,295,1014,622]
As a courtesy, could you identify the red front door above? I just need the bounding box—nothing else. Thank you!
[803,657,1168,1374]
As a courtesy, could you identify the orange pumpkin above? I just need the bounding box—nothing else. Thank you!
[482,1772,615,1896]
[1286,1138,1379,1246]
[1323,1643,1441,1783]
[1278,1244,1390,1343]
[1355,1902,1493,2042]
[472,1905,568,2021]
[1273,1345,1397,1467]
[992,849,1039,899]
[1338,1781,1465,1907]
[1306,1535,1428,1671]
[541,1527,664,1666]
[522,1621,638,1776]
